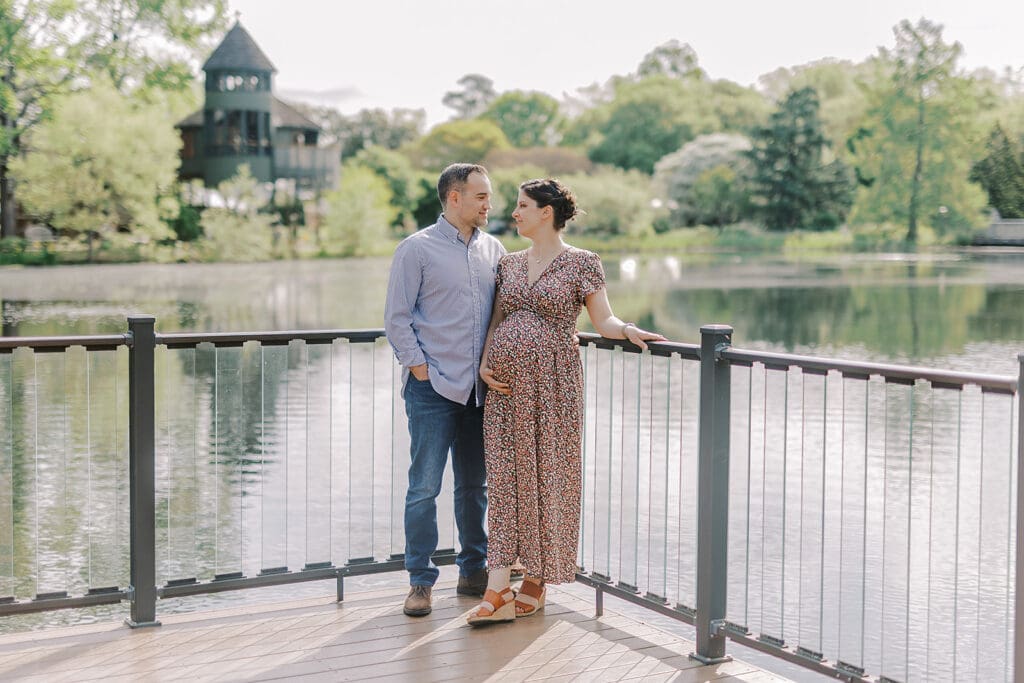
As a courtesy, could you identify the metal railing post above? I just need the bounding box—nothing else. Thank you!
[1015,354,1023,678]
[693,324,733,664]
[126,315,160,627]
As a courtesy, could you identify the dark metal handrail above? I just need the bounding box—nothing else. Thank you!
[0,334,130,352]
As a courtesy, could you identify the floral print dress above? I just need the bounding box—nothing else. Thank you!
[483,247,605,584]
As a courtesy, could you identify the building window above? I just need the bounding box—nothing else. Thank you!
[209,71,267,92]
[181,130,197,159]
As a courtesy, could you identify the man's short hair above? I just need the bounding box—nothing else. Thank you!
[437,163,488,208]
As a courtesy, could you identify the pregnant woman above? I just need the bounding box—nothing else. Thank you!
[466,178,664,625]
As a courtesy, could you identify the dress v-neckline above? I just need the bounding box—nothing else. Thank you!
[525,247,571,287]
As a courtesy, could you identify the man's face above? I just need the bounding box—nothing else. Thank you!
[451,171,492,230]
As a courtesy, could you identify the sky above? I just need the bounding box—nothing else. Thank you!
[225,0,1023,126]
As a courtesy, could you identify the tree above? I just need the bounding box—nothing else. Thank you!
[970,124,1024,218]
[480,91,562,147]
[415,119,510,171]
[321,166,395,256]
[850,19,987,240]
[199,165,275,262]
[637,40,704,80]
[76,0,228,93]
[747,87,855,230]
[11,77,180,257]
[442,73,496,119]
[347,145,427,231]
[1,0,78,238]
[654,133,753,227]
[589,76,715,173]
[299,105,425,159]
[561,168,656,236]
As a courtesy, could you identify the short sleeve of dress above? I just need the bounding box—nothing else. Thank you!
[495,253,511,293]
[578,250,606,303]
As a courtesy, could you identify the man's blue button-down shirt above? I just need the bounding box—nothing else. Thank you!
[384,215,506,407]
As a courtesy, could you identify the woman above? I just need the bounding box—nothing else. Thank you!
[467,178,664,625]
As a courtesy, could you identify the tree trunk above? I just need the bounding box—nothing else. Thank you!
[0,160,16,240]
[907,94,926,244]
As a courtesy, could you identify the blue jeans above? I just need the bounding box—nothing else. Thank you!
[403,377,487,586]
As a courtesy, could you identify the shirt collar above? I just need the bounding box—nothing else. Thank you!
[436,215,474,244]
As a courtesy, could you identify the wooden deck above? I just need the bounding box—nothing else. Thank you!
[0,580,792,682]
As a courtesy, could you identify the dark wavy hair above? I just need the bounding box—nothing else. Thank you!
[519,178,580,230]
[437,163,488,208]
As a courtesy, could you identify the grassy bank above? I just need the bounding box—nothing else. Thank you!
[0,222,969,267]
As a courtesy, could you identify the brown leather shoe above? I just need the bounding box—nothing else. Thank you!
[403,585,432,616]
[456,568,488,597]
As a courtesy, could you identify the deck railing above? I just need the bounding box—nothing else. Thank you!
[0,318,1019,682]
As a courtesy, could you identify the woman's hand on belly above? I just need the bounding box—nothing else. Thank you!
[480,364,511,396]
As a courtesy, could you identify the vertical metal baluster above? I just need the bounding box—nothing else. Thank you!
[953,392,962,681]
[745,365,752,631]
[388,345,394,561]
[4,355,12,592]
[62,352,68,593]
[239,346,245,575]
[675,355,685,606]
[781,369,789,640]
[33,352,38,598]
[347,342,353,562]
[371,343,376,559]
[647,353,653,592]
[860,380,869,668]
[602,350,610,581]
[819,374,828,656]
[798,372,805,644]
[909,382,917,679]
[260,345,266,573]
[906,383,915,680]
[1016,354,1024,683]
[1005,391,1015,683]
[926,387,935,681]
[191,349,198,579]
[977,394,987,679]
[881,384,889,675]
[164,348,171,578]
[838,377,846,665]
[87,350,93,588]
[305,343,310,567]
[579,343,589,573]
[661,354,671,601]
[214,346,220,574]
[760,365,768,633]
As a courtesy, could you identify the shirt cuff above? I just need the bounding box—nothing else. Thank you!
[396,348,426,368]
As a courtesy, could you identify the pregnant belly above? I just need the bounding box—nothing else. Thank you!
[488,314,569,383]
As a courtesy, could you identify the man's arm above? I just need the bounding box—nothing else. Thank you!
[384,242,428,379]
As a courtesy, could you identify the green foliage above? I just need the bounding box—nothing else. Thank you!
[585,76,767,174]
[654,133,753,227]
[560,168,656,236]
[588,77,707,173]
[637,40,704,80]
[168,203,203,241]
[198,209,275,262]
[969,124,1024,218]
[480,91,562,147]
[12,77,179,241]
[415,119,510,171]
[442,74,497,119]
[484,147,593,175]
[849,19,988,239]
[321,167,396,256]
[299,106,425,159]
[487,165,548,227]
[747,87,855,230]
[77,0,228,92]
[347,146,427,230]
[198,166,275,261]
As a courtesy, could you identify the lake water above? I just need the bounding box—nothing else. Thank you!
[1,247,1023,682]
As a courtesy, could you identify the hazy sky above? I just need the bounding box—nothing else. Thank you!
[226,0,1022,125]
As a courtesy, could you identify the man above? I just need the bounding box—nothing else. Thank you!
[384,163,506,616]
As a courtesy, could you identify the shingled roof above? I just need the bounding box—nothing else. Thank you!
[203,21,276,73]
[175,96,321,131]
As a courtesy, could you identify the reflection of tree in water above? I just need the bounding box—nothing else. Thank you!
[663,279,996,359]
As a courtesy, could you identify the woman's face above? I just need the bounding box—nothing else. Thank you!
[511,191,549,240]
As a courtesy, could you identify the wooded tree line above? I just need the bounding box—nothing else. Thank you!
[2,7,1024,261]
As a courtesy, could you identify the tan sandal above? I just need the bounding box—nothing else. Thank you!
[466,587,516,626]
[514,578,545,617]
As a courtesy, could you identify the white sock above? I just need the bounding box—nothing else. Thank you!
[486,567,512,594]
